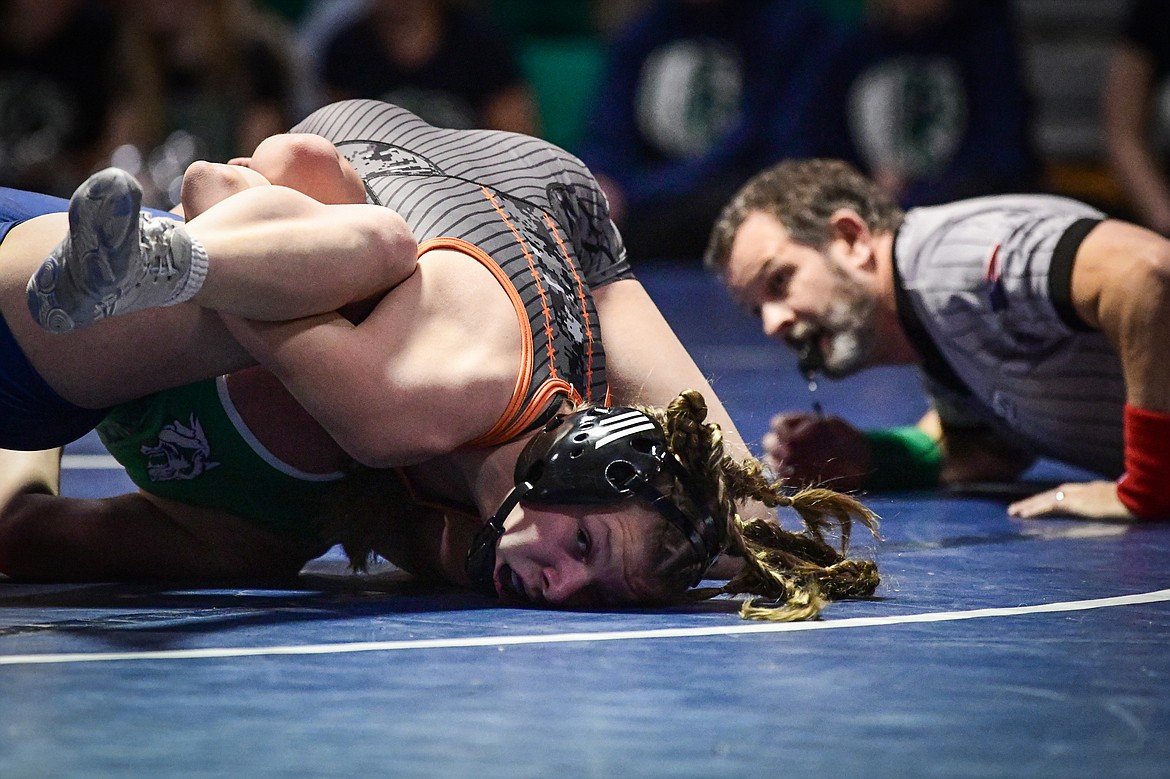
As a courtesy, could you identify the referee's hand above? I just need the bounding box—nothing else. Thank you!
[763,412,870,492]
[1007,481,1136,522]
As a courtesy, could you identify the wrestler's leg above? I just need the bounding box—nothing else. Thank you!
[181,134,385,323]
[166,133,372,317]
[1,212,254,409]
[27,166,417,331]
[0,468,321,583]
[175,159,272,219]
[239,133,367,206]
[186,184,416,319]
[183,133,364,219]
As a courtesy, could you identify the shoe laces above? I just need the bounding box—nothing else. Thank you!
[138,214,178,279]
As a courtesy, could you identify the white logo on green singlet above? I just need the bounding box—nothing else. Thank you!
[141,415,221,482]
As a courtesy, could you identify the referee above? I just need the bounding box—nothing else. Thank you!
[704,158,1170,522]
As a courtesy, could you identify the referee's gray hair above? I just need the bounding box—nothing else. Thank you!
[703,158,905,272]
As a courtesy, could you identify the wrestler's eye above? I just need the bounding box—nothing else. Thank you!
[576,527,591,560]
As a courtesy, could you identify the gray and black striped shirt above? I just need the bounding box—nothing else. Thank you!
[892,194,1123,476]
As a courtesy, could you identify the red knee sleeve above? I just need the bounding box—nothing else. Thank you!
[1117,404,1170,520]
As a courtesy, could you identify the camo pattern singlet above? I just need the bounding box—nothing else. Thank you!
[292,99,634,445]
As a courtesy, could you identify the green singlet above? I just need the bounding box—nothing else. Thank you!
[97,377,344,544]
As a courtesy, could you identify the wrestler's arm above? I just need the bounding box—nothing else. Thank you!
[592,279,752,454]
[591,278,778,577]
[219,250,522,468]
[925,411,1036,484]
[0,448,316,581]
[165,132,414,323]
[187,185,419,320]
[1010,220,1170,520]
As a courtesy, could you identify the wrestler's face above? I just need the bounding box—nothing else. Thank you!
[723,211,879,378]
[492,501,668,608]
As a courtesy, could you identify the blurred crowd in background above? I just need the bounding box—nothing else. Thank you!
[0,0,1165,261]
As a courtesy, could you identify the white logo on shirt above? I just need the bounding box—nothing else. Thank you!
[142,415,221,482]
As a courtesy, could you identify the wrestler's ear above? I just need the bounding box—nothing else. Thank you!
[829,208,874,271]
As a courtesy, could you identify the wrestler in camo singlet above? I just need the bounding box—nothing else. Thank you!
[292,99,634,445]
[96,100,635,536]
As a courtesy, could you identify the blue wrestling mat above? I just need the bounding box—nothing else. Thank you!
[2,265,1168,778]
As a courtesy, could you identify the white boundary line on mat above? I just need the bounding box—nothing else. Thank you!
[61,454,120,470]
[2,588,1169,667]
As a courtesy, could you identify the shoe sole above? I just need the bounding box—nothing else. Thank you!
[26,169,143,332]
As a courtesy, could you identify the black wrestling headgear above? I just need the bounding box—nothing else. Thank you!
[465,406,725,596]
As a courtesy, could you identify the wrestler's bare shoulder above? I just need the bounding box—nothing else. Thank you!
[373,245,520,369]
[351,245,525,453]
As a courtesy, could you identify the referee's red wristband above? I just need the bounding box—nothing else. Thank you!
[1117,404,1170,520]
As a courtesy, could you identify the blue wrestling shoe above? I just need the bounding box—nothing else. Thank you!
[26,168,207,333]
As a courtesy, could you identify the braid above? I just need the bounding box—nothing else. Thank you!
[648,390,881,622]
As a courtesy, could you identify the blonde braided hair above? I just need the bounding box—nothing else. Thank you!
[646,390,880,621]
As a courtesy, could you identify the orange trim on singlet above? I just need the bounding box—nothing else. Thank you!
[468,374,576,449]
[416,236,531,447]
[481,186,560,381]
[542,211,595,400]
[417,235,574,448]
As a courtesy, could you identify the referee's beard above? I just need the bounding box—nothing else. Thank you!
[815,262,879,379]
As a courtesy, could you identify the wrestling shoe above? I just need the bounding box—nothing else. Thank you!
[26,167,208,333]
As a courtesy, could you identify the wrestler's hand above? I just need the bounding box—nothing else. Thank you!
[763,412,871,491]
[1007,481,1137,521]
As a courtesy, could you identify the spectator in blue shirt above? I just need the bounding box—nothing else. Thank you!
[578,0,843,262]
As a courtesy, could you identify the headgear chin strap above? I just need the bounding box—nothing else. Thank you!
[465,406,725,596]
[464,481,528,596]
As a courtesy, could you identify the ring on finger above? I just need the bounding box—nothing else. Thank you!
[1055,490,1065,502]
